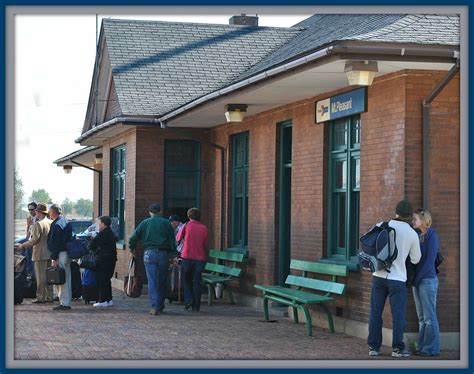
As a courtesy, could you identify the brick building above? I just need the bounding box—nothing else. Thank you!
[55,14,461,349]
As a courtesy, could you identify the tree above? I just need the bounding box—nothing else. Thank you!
[29,189,51,205]
[14,169,24,217]
[62,198,75,217]
[75,198,93,218]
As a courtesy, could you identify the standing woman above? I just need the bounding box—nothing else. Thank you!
[177,208,208,311]
[411,209,441,356]
[88,216,117,308]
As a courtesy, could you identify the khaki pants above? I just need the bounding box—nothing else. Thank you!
[33,260,53,302]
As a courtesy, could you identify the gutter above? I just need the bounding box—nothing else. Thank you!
[421,56,460,209]
[77,43,459,144]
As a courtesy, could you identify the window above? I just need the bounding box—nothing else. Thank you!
[231,132,249,248]
[164,140,200,219]
[328,116,360,260]
[110,145,126,241]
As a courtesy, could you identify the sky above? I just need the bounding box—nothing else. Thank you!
[14,9,312,206]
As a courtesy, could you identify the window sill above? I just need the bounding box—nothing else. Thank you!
[318,257,359,272]
[116,241,126,250]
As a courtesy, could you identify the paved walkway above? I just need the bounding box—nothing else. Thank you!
[13,289,460,365]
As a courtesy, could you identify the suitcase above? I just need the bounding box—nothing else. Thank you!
[81,268,98,304]
[166,263,184,303]
[14,270,26,304]
[71,261,82,300]
[23,274,37,298]
[46,267,66,285]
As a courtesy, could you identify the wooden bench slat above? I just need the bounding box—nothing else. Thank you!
[209,249,244,263]
[202,273,233,284]
[254,285,334,304]
[204,263,241,277]
[285,275,346,295]
[290,259,348,277]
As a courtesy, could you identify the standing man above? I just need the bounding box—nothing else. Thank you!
[17,203,53,303]
[47,204,73,311]
[129,204,176,315]
[21,202,38,278]
[367,199,422,358]
[169,214,184,254]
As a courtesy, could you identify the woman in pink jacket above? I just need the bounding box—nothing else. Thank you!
[176,207,208,311]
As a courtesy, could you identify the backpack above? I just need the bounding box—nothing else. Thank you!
[358,222,398,272]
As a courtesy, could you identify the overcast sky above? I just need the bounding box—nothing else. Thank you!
[14,9,312,206]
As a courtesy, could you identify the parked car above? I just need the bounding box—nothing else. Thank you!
[68,219,94,236]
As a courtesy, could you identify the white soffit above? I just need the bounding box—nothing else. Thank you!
[166,59,455,128]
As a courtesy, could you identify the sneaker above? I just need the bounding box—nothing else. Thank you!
[53,305,71,311]
[32,299,45,304]
[369,347,381,356]
[93,301,108,307]
[184,303,192,310]
[392,348,411,358]
[149,309,160,315]
[106,300,114,307]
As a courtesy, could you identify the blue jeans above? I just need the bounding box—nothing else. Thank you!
[368,276,407,350]
[143,249,169,311]
[412,277,440,355]
[181,259,205,310]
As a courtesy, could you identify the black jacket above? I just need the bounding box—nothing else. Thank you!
[88,227,117,263]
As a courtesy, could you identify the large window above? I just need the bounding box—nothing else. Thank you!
[164,140,200,220]
[328,115,360,261]
[231,132,249,248]
[111,145,126,241]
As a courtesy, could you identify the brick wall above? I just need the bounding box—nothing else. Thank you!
[406,71,460,333]
[95,69,459,334]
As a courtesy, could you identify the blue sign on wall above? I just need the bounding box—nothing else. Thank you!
[315,87,367,123]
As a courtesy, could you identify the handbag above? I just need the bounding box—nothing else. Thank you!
[124,257,142,298]
[46,267,66,285]
[78,253,97,271]
[434,251,444,274]
[66,237,88,259]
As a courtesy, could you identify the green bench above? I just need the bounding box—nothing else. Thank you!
[254,260,348,336]
[202,249,245,306]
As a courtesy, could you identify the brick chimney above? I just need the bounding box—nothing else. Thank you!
[229,14,259,26]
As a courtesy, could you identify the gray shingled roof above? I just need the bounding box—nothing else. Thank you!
[103,19,301,116]
[100,14,459,119]
[238,14,460,81]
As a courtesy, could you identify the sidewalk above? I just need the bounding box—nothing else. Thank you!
[13,289,460,365]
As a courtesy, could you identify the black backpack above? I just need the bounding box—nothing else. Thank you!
[358,222,398,272]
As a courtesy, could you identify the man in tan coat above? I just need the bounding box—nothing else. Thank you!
[18,203,53,303]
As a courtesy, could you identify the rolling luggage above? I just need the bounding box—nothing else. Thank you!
[70,261,82,300]
[14,253,27,305]
[81,268,98,304]
[166,263,183,303]
[23,274,37,299]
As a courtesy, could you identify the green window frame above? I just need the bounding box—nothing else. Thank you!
[163,140,201,219]
[231,132,249,248]
[110,145,126,241]
[327,115,361,263]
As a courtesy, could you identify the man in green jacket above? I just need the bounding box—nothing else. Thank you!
[129,203,176,315]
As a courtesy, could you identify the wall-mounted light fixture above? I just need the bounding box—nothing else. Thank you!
[94,153,103,165]
[63,165,73,174]
[344,60,378,86]
[225,104,248,123]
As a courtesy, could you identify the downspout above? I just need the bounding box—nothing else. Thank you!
[421,55,460,209]
[71,160,103,217]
